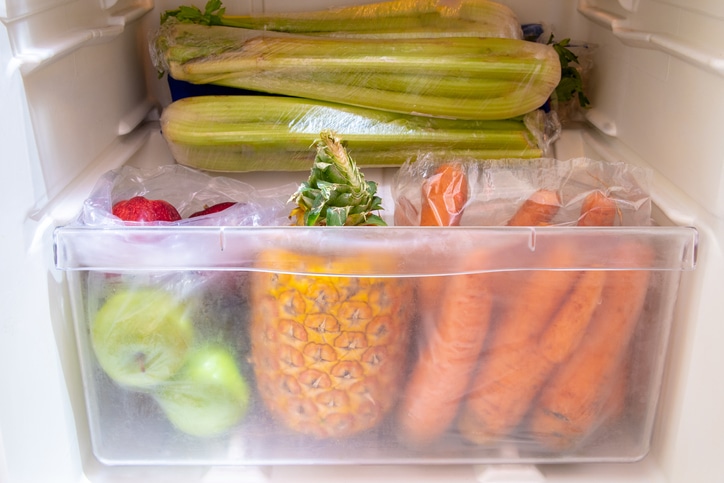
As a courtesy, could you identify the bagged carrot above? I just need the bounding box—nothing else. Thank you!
[418,163,469,227]
[396,249,495,446]
[528,239,654,450]
[456,243,577,443]
[397,163,487,446]
[577,189,619,226]
[414,163,470,329]
[505,188,561,226]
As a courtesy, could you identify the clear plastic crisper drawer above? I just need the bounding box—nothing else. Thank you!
[54,225,697,465]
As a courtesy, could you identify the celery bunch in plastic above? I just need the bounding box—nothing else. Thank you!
[160,96,544,172]
[161,0,523,40]
[154,20,560,121]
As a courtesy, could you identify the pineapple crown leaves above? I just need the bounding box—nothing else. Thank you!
[290,131,386,227]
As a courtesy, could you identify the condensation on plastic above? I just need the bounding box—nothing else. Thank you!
[159,95,548,172]
[392,156,653,227]
[150,17,560,120]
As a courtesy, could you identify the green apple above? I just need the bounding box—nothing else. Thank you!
[91,288,195,388]
[153,344,250,437]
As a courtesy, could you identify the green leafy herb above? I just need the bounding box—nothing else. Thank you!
[549,35,591,109]
[161,0,225,25]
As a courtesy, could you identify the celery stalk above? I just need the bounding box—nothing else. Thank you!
[162,0,523,39]
[157,22,560,120]
[160,96,543,172]
[179,37,553,79]
[164,145,543,172]
[173,70,556,121]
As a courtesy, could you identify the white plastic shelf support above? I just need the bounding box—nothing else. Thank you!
[617,0,639,13]
[474,464,546,483]
[202,466,272,483]
[577,0,724,78]
[5,0,152,76]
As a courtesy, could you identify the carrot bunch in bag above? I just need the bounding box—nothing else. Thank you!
[393,156,652,227]
[391,156,653,449]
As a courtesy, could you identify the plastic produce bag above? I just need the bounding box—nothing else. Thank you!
[67,165,296,439]
[76,164,293,227]
[392,156,652,227]
[523,23,598,125]
[84,266,255,438]
[391,156,665,454]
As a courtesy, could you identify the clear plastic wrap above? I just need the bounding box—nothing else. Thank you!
[550,40,597,125]
[392,156,653,227]
[152,19,560,121]
[160,96,547,172]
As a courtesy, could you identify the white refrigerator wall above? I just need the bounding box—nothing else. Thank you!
[1,0,724,482]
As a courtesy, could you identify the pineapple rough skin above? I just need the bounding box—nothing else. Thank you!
[249,131,412,438]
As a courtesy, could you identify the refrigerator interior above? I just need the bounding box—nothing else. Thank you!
[1,0,724,482]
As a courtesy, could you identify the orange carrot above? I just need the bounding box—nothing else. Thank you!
[419,163,469,227]
[415,163,470,336]
[506,189,561,226]
[399,162,483,446]
[398,250,495,446]
[457,252,597,443]
[528,240,654,450]
[536,269,607,364]
[578,190,618,226]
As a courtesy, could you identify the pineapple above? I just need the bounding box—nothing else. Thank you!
[249,131,413,439]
